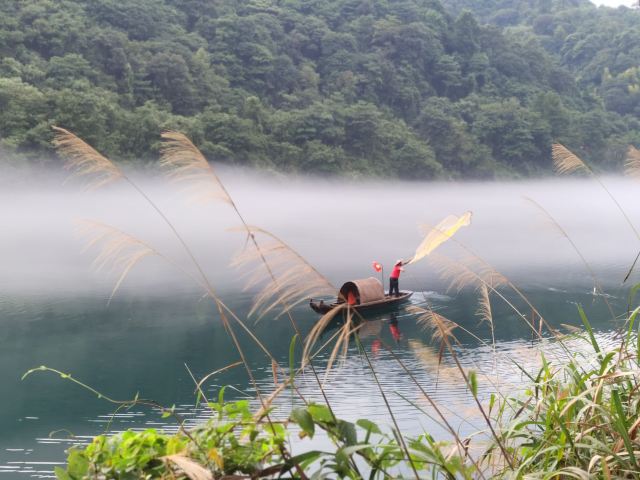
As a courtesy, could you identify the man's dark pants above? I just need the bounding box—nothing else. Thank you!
[389,277,399,296]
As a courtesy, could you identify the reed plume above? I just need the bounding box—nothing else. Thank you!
[408,339,466,384]
[160,131,337,317]
[52,126,123,189]
[76,220,157,304]
[301,304,351,376]
[159,131,232,205]
[409,305,459,344]
[163,454,212,480]
[413,305,456,372]
[476,283,498,374]
[77,216,289,427]
[324,310,357,383]
[477,284,494,334]
[53,128,286,428]
[428,253,556,343]
[624,145,640,179]
[425,202,597,348]
[476,284,493,329]
[429,253,506,293]
[159,130,340,425]
[560,323,583,334]
[231,226,336,318]
[52,128,226,306]
[552,143,590,175]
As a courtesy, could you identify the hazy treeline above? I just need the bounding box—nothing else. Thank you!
[1,0,639,178]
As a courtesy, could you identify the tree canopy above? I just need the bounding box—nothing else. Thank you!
[1,0,639,178]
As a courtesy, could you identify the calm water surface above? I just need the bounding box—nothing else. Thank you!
[1,173,638,477]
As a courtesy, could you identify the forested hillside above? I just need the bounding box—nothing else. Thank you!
[441,0,640,120]
[1,0,639,178]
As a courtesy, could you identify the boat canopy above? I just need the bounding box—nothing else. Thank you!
[339,277,385,305]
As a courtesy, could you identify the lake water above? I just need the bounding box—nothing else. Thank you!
[1,170,638,477]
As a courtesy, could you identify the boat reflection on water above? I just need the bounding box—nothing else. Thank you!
[370,313,403,356]
[317,308,406,357]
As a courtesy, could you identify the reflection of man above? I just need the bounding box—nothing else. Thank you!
[372,339,381,356]
[388,312,402,343]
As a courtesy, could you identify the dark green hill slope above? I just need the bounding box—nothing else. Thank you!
[0,0,638,178]
[441,0,640,156]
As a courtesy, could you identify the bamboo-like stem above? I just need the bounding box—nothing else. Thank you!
[159,134,351,411]
[52,127,293,450]
[159,132,341,423]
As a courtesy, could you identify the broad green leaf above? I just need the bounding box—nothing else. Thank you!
[308,404,333,423]
[290,408,315,438]
[218,386,226,406]
[54,466,72,480]
[577,305,600,354]
[66,450,89,478]
[469,370,478,397]
[337,420,357,446]
[356,419,381,435]
[289,334,298,382]
[288,449,323,467]
[340,444,374,456]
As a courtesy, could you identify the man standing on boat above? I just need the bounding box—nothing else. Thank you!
[389,259,404,297]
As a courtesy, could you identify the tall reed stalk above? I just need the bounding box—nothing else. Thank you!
[553,143,640,283]
[52,126,299,450]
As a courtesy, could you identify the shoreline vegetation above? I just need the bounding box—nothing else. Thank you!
[23,126,640,478]
[2,0,640,179]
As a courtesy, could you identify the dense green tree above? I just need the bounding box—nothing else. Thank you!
[0,77,46,148]
[87,0,185,41]
[18,1,88,59]
[472,98,551,171]
[45,54,96,88]
[414,98,492,176]
[0,0,639,178]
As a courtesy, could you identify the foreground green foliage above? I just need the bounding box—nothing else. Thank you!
[56,397,474,479]
[495,312,640,478]
[56,400,291,479]
[1,0,639,177]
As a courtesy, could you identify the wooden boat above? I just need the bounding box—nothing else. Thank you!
[310,277,413,315]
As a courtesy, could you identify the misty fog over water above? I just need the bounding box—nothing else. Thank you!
[1,167,639,477]
[2,167,640,297]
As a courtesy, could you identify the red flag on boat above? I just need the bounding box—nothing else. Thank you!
[372,261,382,272]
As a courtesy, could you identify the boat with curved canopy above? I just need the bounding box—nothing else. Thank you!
[309,277,412,315]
